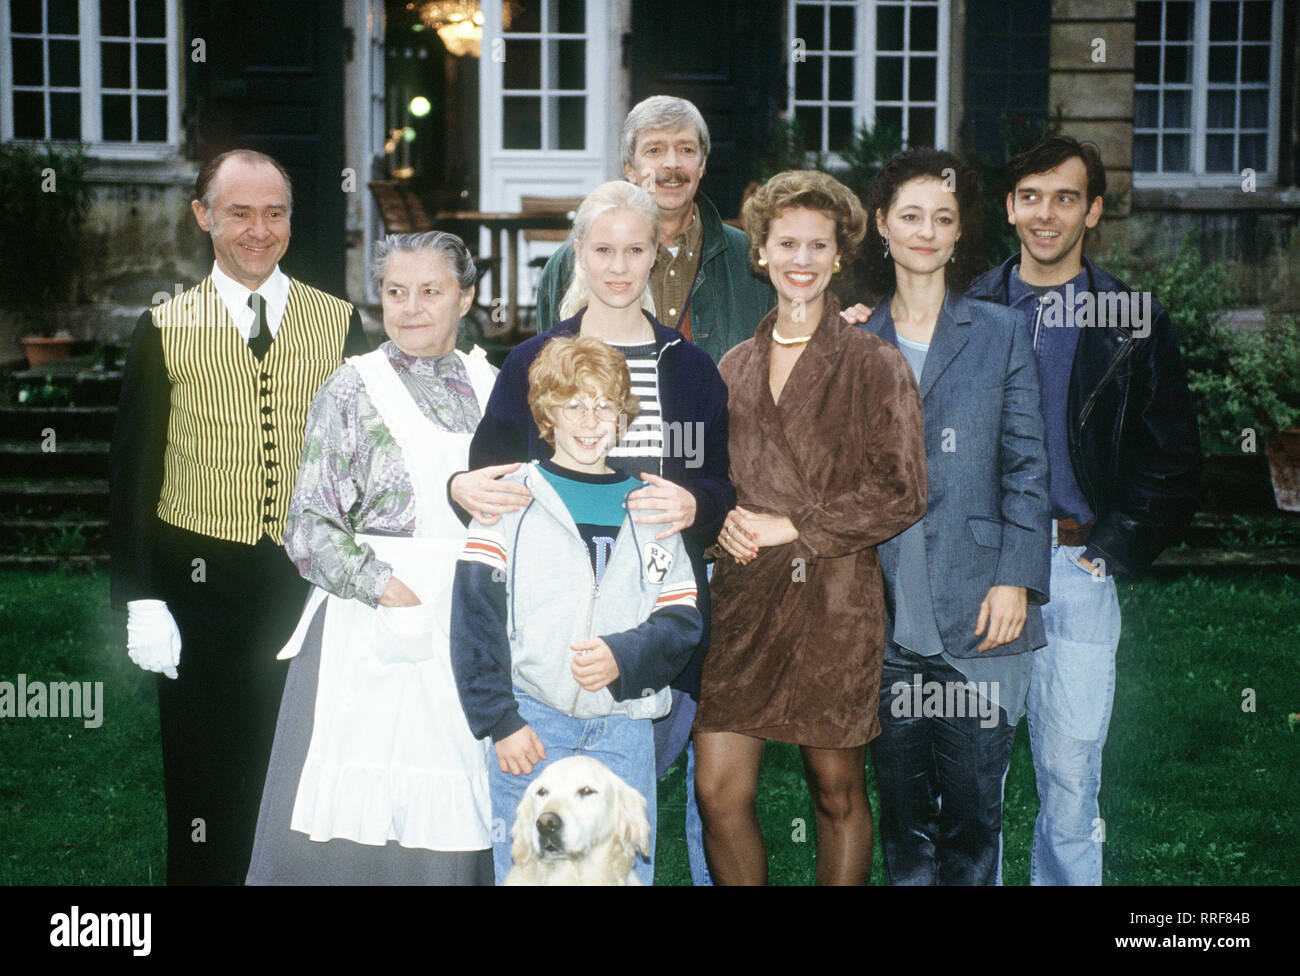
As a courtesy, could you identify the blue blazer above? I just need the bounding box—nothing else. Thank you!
[866,291,1050,659]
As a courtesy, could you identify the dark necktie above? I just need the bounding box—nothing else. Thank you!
[247,293,272,360]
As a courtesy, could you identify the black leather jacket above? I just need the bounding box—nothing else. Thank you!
[967,255,1201,575]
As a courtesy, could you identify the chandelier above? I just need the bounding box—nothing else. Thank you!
[417,1,520,58]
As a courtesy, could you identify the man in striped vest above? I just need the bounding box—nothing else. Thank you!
[110,149,369,884]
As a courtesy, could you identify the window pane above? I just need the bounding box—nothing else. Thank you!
[555,95,584,149]
[99,0,129,36]
[910,5,938,50]
[1206,90,1235,128]
[1134,90,1159,127]
[49,91,79,138]
[48,38,79,86]
[506,0,540,33]
[1136,1,1161,41]
[138,94,167,140]
[876,57,904,101]
[10,0,43,33]
[138,42,167,89]
[48,0,77,33]
[1240,89,1268,128]
[1205,133,1234,171]
[1209,0,1238,39]
[909,56,936,101]
[502,96,540,148]
[1239,133,1266,169]
[13,90,45,138]
[828,5,854,50]
[875,106,903,139]
[553,0,585,34]
[102,92,132,139]
[1134,46,1160,84]
[828,56,853,99]
[877,5,904,51]
[1241,0,1271,40]
[908,107,935,147]
[1163,89,1190,127]
[794,105,822,151]
[1207,45,1236,82]
[136,0,166,37]
[102,41,131,88]
[795,56,823,100]
[12,37,45,86]
[1162,133,1190,170]
[1240,45,1268,82]
[1165,1,1193,39]
[828,106,853,152]
[551,39,584,90]
[503,39,540,89]
[1163,44,1189,82]
[795,3,823,50]
[1134,133,1159,171]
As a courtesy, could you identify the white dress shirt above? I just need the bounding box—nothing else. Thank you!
[210,262,290,341]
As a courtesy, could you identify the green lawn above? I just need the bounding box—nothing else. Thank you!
[1,569,1296,885]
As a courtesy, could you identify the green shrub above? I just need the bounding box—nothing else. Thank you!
[0,144,92,332]
[1229,314,1300,433]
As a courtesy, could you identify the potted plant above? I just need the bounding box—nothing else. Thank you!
[0,144,92,366]
[1227,314,1300,511]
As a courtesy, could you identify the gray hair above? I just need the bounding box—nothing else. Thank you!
[559,181,659,321]
[370,231,477,292]
[620,95,710,170]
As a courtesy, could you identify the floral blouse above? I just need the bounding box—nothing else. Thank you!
[283,341,488,607]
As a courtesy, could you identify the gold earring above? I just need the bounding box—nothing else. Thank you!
[758,257,767,267]
[832,258,842,274]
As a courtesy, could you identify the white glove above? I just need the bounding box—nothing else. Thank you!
[126,599,182,679]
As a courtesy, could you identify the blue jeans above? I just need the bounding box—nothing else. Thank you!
[490,693,657,885]
[1026,543,1121,885]
[652,690,712,886]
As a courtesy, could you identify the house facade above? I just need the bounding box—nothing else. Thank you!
[1,0,1295,358]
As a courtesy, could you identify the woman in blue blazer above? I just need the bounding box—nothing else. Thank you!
[863,148,1051,885]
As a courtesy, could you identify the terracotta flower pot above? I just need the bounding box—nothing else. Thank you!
[21,335,77,369]
[1264,428,1300,512]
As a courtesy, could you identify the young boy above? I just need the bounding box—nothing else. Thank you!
[450,336,702,885]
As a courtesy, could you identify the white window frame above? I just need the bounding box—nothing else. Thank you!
[787,0,949,162]
[1132,0,1282,189]
[0,0,182,159]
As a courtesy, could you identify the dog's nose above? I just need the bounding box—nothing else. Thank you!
[537,812,564,837]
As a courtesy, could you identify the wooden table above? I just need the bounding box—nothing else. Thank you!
[433,210,573,332]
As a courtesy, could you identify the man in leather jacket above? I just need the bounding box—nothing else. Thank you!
[966,135,1200,885]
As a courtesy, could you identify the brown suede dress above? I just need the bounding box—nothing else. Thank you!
[694,297,927,748]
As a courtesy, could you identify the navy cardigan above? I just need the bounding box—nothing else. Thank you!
[466,309,733,698]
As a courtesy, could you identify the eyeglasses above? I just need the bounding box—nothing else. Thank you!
[559,398,619,423]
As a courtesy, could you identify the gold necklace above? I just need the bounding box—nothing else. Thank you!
[771,329,814,346]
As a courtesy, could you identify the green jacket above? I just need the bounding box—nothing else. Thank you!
[534,192,775,364]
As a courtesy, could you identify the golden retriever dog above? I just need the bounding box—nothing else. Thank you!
[505,756,651,885]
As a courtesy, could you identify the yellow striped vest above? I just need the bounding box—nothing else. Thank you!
[153,276,352,544]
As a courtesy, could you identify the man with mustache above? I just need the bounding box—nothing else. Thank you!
[535,95,773,361]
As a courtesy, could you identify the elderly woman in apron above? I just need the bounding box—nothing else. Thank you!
[247,232,497,885]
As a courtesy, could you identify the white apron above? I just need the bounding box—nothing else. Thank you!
[280,346,496,851]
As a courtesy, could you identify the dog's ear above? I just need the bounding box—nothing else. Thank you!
[510,791,536,868]
[614,778,651,858]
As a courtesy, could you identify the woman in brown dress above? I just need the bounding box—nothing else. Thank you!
[693,170,927,885]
